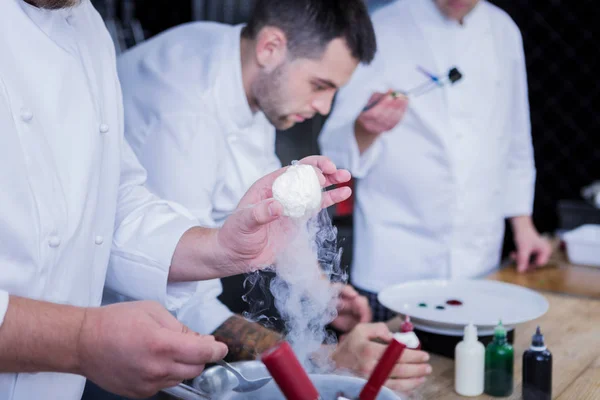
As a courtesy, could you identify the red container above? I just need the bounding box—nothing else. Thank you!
[335,179,355,216]
[261,341,320,400]
[358,338,407,400]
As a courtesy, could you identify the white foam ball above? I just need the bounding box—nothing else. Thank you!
[272,164,322,219]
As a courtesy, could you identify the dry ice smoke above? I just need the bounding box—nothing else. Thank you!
[243,208,347,371]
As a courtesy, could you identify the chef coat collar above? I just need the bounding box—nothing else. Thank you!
[18,0,77,30]
[17,0,81,55]
[415,0,485,29]
[218,24,258,132]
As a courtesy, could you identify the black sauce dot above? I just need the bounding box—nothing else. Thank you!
[418,302,427,308]
[435,305,445,310]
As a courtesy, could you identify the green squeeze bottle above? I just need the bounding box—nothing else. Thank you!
[484,320,514,397]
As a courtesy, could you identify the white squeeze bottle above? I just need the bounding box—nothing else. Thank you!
[455,323,485,396]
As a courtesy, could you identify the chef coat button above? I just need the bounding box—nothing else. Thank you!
[94,236,104,245]
[48,236,61,248]
[99,123,110,134]
[21,109,33,122]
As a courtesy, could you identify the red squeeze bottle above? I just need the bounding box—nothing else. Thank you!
[261,341,321,400]
[358,338,407,400]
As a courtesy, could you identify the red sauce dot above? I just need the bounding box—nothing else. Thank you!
[446,299,463,306]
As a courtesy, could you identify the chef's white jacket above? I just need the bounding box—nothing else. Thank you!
[117,22,282,334]
[319,0,536,293]
[0,1,200,399]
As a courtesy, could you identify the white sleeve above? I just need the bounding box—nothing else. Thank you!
[176,282,233,334]
[132,113,234,332]
[105,78,200,311]
[502,29,536,217]
[106,140,199,311]
[319,55,388,178]
[0,82,13,328]
[0,291,8,328]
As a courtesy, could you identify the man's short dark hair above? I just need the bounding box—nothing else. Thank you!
[243,0,377,64]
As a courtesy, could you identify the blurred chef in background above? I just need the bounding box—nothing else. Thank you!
[0,1,352,400]
[319,0,553,321]
[111,0,431,394]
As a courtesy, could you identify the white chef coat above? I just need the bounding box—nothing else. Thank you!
[117,22,282,334]
[319,0,536,293]
[0,1,199,399]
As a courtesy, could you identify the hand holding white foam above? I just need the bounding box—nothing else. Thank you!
[272,163,322,219]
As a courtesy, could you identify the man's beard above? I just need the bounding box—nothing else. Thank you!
[24,0,80,9]
[253,63,291,130]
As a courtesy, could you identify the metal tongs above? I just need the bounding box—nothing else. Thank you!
[362,66,463,112]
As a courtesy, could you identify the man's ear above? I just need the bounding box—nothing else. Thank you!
[254,26,288,72]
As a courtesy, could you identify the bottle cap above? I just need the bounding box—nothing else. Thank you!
[494,320,507,339]
[393,331,420,349]
[400,316,414,333]
[464,322,478,342]
[531,325,545,347]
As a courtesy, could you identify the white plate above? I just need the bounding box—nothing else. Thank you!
[378,279,549,331]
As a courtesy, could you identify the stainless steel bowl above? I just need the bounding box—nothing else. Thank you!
[164,361,402,400]
[221,374,401,400]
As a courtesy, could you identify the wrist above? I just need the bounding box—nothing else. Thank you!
[354,119,379,154]
[170,226,228,281]
[510,215,534,235]
[75,306,95,377]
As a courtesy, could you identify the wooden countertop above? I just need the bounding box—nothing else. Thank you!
[486,239,600,299]
[160,239,600,400]
[415,254,600,400]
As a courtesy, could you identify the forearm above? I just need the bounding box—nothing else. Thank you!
[168,226,232,282]
[354,119,379,155]
[211,315,283,361]
[0,295,85,374]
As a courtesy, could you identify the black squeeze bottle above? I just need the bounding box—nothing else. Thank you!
[522,326,552,400]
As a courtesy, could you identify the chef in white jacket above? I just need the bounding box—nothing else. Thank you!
[115,0,432,393]
[0,1,351,399]
[319,0,552,321]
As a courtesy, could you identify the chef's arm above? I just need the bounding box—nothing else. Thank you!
[108,111,245,311]
[211,315,283,361]
[107,140,202,311]
[319,63,386,179]
[0,294,85,374]
[502,29,536,218]
[354,117,381,155]
[0,92,85,374]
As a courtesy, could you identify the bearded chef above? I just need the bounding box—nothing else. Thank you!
[0,1,351,399]
[106,0,431,394]
[319,0,553,321]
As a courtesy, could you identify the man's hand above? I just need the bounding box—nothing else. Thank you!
[330,284,372,333]
[331,323,431,393]
[78,301,228,399]
[510,216,553,273]
[355,90,408,154]
[216,155,351,274]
